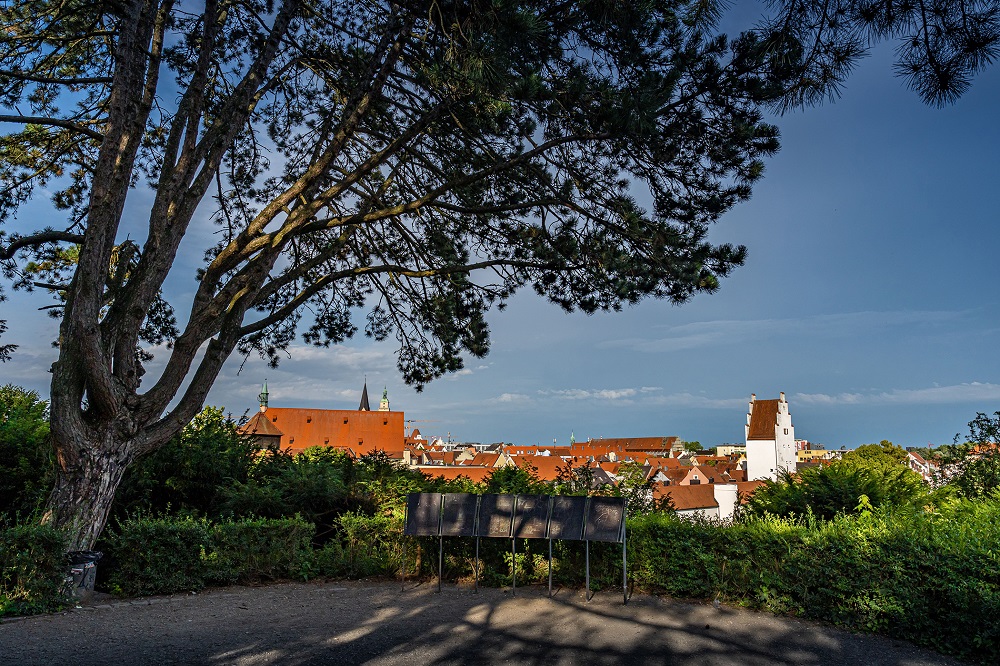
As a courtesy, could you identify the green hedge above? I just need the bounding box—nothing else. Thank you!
[101,516,314,596]
[0,524,66,616]
[627,505,1000,664]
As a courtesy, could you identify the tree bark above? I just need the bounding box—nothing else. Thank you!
[41,432,135,552]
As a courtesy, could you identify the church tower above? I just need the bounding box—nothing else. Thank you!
[745,392,797,481]
[258,380,269,412]
[379,387,390,412]
[359,380,371,411]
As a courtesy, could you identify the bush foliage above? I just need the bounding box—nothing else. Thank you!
[0,524,66,616]
[628,502,1000,664]
[100,516,314,597]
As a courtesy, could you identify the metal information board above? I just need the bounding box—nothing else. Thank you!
[441,493,479,537]
[400,492,628,604]
[585,496,626,543]
[512,494,549,539]
[403,492,441,536]
[547,495,587,541]
[478,494,514,538]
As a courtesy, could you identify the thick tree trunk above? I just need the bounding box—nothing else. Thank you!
[41,436,134,552]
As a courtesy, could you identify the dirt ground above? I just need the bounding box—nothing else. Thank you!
[0,580,964,665]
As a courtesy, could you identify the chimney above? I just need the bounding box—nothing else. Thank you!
[780,391,786,402]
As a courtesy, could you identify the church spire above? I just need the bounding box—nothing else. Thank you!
[359,379,370,411]
[258,380,269,412]
[379,386,389,411]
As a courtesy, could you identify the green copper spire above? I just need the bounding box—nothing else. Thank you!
[258,380,269,411]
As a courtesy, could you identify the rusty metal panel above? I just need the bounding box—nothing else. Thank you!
[403,492,442,536]
[441,493,479,536]
[547,495,587,541]
[585,496,625,542]
[512,494,550,539]
[478,493,514,538]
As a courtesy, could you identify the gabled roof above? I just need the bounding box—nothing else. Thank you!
[748,399,780,440]
[653,483,718,511]
[241,411,284,437]
[644,456,682,470]
[466,452,502,467]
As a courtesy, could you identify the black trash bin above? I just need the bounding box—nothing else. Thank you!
[65,551,103,601]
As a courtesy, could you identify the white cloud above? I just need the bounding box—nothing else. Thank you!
[794,382,1000,406]
[495,392,529,403]
[540,388,638,401]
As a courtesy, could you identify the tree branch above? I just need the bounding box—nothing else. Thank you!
[239,258,552,337]
[0,70,113,85]
[0,231,85,259]
[0,114,105,142]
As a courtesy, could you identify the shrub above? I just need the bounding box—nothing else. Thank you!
[102,516,314,596]
[205,517,314,585]
[337,510,402,578]
[101,516,211,596]
[627,504,1000,664]
[0,524,67,616]
[112,406,257,521]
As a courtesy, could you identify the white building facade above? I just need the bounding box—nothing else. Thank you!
[745,392,797,481]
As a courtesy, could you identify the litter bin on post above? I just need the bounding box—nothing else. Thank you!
[65,551,102,602]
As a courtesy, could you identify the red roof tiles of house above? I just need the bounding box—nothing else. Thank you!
[653,484,718,511]
[508,455,569,482]
[599,462,622,476]
[644,456,683,469]
[747,400,780,440]
[578,437,679,453]
[660,468,690,485]
[468,452,503,467]
[424,451,458,465]
[241,411,284,438]
[241,407,405,455]
[734,480,766,502]
[419,466,493,483]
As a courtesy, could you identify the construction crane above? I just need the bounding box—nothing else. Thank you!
[404,419,439,437]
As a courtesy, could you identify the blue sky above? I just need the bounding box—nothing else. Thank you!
[3,22,1000,450]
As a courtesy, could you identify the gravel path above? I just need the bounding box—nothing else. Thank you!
[0,580,963,665]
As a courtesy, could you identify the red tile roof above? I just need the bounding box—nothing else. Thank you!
[509,455,568,482]
[241,411,285,437]
[242,407,405,454]
[419,467,492,483]
[747,400,779,440]
[653,484,718,511]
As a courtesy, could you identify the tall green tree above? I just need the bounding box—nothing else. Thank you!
[938,411,1000,499]
[747,441,928,520]
[0,0,801,550]
[0,384,52,521]
[111,406,257,520]
[1,1,996,550]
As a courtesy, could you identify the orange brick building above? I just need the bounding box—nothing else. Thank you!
[242,381,405,456]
